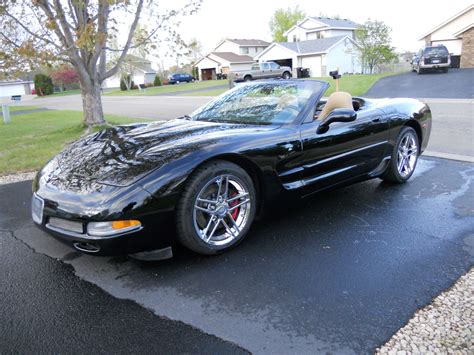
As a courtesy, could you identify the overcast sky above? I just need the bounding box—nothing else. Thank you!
[177,0,472,54]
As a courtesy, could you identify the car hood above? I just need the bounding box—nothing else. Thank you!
[43,119,275,191]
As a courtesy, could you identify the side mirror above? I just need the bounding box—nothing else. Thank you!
[317,108,357,134]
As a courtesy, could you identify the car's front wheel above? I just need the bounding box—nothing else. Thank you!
[176,160,256,255]
[380,126,419,183]
[282,71,291,79]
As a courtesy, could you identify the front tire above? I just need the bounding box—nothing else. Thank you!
[282,71,291,79]
[176,160,257,255]
[380,126,419,183]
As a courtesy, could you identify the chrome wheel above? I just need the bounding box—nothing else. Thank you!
[193,174,251,246]
[397,132,418,178]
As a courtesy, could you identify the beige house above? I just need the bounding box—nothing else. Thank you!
[214,39,270,58]
[194,52,255,80]
[194,38,269,80]
[419,5,474,68]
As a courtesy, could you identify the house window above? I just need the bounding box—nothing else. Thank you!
[293,35,297,42]
[242,47,249,54]
[316,32,325,39]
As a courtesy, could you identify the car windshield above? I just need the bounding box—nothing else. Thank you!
[190,81,327,125]
[424,47,448,56]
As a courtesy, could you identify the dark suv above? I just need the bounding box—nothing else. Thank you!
[413,45,451,74]
[168,73,196,84]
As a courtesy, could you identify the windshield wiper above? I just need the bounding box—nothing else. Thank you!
[177,115,192,120]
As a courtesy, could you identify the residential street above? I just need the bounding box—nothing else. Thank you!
[1,157,472,353]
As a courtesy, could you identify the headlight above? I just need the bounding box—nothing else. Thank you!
[87,220,141,237]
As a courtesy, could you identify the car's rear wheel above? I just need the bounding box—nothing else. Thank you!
[244,75,252,82]
[282,71,291,79]
[417,68,424,75]
[380,126,419,183]
[176,160,256,255]
[442,67,448,73]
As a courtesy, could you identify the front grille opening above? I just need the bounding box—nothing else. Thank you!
[73,242,101,253]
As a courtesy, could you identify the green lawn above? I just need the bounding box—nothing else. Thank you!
[105,80,225,96]
[310,73,396,96]
[0,110,146,175]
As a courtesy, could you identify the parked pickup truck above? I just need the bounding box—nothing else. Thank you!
[232,62,292,82]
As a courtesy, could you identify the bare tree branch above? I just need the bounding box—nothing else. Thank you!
[101,0,144,81]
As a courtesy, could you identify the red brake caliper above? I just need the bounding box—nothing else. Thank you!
[229,192,239,220]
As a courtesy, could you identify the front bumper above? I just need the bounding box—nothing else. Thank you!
[32,193,175,256]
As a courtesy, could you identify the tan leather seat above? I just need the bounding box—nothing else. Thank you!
[317,91,353,120]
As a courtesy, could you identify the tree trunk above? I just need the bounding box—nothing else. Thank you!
[80,79,106,126]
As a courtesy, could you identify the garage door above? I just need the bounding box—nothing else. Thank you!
[301,56,322,77]
[0,84,26,98]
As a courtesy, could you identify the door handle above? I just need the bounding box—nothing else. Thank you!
[372,118,381,123]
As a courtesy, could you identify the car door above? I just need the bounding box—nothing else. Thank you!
[269,62,281,78]
[297,107,390,191]
[259,62,271,79]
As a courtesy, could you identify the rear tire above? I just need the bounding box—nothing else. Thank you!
[176,160,257,255]
[244,75,252,82]
[417,68,424,75]
[380,126,419,183]
[442,67,448,73]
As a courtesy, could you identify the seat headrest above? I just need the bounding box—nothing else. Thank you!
[318,91,353,120]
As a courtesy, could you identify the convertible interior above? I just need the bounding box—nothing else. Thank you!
[314,92,366,120]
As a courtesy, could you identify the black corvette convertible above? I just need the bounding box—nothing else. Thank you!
[32,80,431,259]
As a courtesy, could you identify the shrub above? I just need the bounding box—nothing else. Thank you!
[34,74,54,96]
[153,75,162,86]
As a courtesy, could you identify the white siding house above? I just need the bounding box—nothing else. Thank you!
[103,55,157,88]
[285,17,358,42]
[214,39,270,58]
[255,36,361,77]
[257,17,361,77]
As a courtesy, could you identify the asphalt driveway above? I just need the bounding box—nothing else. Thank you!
[1,157,473,354]
[365,68,474,99]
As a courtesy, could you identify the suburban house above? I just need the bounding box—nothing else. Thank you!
[285,16,358,42]
[104,54,157,88]
[213,39,270,58]
[255,17,361,77]
[194,51,255,80]
[194,38,269,80]
[0,80,34,98]
[418,5,474,68]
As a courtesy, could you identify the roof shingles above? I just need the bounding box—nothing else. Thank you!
[227,39,270,46]
[308,17,359,29]
[210,52,254,63]
[277,36,348,54]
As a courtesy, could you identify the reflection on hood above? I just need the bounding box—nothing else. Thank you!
[43,119,267,192]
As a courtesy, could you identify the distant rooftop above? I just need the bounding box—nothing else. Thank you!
[278,36,348,54]
[308,17,359,29]
[211,52,255,63]
[226,39,271,46]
